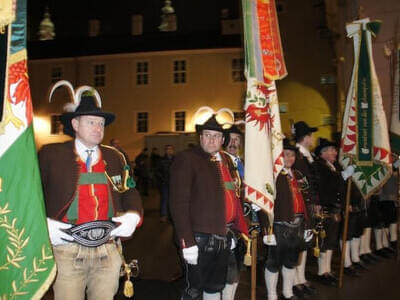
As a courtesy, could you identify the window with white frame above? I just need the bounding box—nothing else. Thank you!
[136,61,149,85]
[50,66,63,83]
[174,111,186,132]
[231,58,245,82]
[173,59,186,84]
[94,64,106,87]
[136,112,148,133]
[50,114,63,135]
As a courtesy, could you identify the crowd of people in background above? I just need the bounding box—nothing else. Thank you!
[116,117,399,300]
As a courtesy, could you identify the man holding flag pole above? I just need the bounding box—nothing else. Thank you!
[339,17,393,287]
[241,0,286,299]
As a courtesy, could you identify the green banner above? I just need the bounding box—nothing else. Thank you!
[0,127,55,300]
[357,30,373,164]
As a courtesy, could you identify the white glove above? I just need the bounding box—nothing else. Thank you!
[111,212,140,237]
[263,234,277,246]
[230,238,236,250]
[182,245,199,265]
[251,204,261,212]
[304,229,313,242]
[341,165,355,180]
[47,218,73,246]
[393,159,400,169]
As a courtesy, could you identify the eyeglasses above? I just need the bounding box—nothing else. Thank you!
[202,133,223,140]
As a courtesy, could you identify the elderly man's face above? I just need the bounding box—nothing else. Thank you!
[72,115,105,148]
[321,146,337,164]
[200,129,224,155]
[283,149,296,168]
[226,132,241,156]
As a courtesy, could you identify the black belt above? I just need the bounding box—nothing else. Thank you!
[63,220,116,247]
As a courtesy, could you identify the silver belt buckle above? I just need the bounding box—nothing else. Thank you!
[64,220,116,247]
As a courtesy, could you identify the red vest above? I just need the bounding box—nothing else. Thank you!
[289,174,305,214]
[216,152,249,236]
[63,155,113,224]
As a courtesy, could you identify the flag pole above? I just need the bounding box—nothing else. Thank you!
[338,175,352,288]
[251,230,257,300]
[397,167,400,261]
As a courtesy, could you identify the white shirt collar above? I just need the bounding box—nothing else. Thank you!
[74,139,99,162]
[296,143,314,163]
[283,167,293,178]
[324,159,336,171]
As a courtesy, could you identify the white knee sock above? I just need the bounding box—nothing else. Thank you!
[222,282,238,300]
[383,228,390,248]
[264,268,279,300]
[281,266,295,299]
[375,228,383,250]
[294,250,307,285]
[325,250,333,274]
[351,238,361,263]
[317,252,326,275]
[340,241,352,268]
[203,291,221,300]
[390,223,398,242]
[361,227,372,254]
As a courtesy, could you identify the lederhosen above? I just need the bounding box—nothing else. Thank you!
[184,152,248,299]
[260,170,306,273]
[314,159,344,251]
[343,184,365,240]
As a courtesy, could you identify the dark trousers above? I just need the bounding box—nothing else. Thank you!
[160,184,169,217]
[265,222,304,273]
[182,232,231,300]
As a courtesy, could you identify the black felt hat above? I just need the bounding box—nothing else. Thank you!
[292,121,317,141]
[315,138,337,156]
[61,95,115,136]
[223,124,243,148]
[283,138,298,152]
[195,115,224,134]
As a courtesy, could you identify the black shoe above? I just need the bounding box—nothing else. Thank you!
[365,252,380,262]
[344,266,360,277]
[293,285,306,299]
[317,274,336,287]
[360,254,374,264]
[302,283,317,296]
[383,247,396,255]
[375,249,392,259]
[326,273,338,283]
[281,295,300,300]
[353,261,368,271]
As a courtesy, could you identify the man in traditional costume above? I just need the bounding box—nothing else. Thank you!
[169,115,248,300]
[373,162,399,257]
[312,138,354,286]
[256,138,310,300]
[222,124,247,300]
[39,83,143,300]
[291,121,319,297]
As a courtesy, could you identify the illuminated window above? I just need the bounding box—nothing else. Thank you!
[174,111,186,131]
[50,66,63,83]
[94,64,106,87]
[137,112,148,133]
[173,60,186,84]
[231,58,245,82]
[50,114,63,135]
[136,61,149,85]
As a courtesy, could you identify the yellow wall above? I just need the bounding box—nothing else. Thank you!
[29,49,247,157]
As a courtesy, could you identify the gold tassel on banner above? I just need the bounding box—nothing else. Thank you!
[242,233,252,266]
[123,263,134,298]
